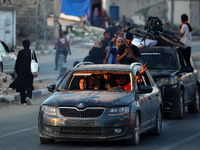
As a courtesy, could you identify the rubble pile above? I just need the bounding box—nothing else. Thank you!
[0,73,14,96]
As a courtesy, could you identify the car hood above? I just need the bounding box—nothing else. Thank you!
[43,91,134,107]
[148,69,175,78]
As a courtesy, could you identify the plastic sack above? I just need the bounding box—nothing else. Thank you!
[31,50,39,76]
[132,38,157,48]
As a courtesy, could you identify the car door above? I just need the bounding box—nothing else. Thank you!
[136,72,152,129]
[177,52,194,102]
[144,70,160,126]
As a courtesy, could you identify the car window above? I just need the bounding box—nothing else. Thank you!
[57,71,73,89]
[145,70,156,86]
[140,52,178,70]
[142,72,151,86]
[58,71,132,91]
[137,71,151,90]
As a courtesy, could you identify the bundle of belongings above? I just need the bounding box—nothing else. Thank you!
[131,16,180,48]
[132,38,157,48]
[0,72,13,95]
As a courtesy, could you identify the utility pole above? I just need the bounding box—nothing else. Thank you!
[171,0,174,24]
[53,0,61,39]
[35,0,48,50]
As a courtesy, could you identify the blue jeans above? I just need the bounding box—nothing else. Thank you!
[55,49,68,68]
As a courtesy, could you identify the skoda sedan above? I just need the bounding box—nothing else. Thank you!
[38,62,163,145]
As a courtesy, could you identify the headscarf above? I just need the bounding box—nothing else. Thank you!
[93,39,102,48]
[22,39,30,49]
[117,37,124,42]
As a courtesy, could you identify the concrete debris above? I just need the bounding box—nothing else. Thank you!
[0,73,14,96]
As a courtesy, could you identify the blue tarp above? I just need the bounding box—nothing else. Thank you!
[61,0,91,20]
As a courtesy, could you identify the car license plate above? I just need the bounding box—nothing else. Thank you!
[66,120,96,127]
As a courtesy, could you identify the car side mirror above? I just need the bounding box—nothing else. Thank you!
[138,85,153,94]
[10,48,15,52]
[47,84,56,92]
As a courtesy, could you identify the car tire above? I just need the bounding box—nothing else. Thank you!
[188,86,200,113]
[171,90,185,119]
[39,136,55,144]
[124,112,140,145]
[148,106,162,135]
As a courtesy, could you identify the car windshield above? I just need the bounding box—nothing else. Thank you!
[57,71,133,92]
[140,52,178,70]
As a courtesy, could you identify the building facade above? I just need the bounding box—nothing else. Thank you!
[0,0,199,47]
[103,0,200,30]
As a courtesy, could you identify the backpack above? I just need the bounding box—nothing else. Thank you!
[144,16,163,33]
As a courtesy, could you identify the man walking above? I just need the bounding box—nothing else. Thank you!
[54,29,71,71]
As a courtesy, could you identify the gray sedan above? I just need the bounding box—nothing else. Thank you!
[38,63,163,145]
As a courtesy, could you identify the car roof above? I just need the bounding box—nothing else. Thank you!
[71,63,138,73]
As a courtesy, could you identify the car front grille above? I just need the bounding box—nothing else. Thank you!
[43,125,127,138]
[59,107,105,118]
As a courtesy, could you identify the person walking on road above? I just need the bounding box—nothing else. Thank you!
[92,7,100,27]
[54,29,71,71]
[116,32,141,64]
[100,8,107,29]
[179,14,192,66]
[9,39,38,105]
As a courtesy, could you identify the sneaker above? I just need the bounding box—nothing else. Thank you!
[54,67,58,71]
[22,103,27,106]
[26,97,31,105]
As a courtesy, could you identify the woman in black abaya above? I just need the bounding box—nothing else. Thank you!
[9,39,38,105]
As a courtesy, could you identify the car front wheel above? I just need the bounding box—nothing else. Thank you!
[149,106,162,135]
[171,90,185,119]
[125,112,140,145]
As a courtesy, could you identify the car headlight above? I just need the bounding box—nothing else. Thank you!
[156,77,177,87]
[107,107,130,116]
[41,105,58,116]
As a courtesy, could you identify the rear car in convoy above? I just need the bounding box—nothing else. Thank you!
[38,62,163,145]
[140,46,200,118]
[0,41,16,78]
